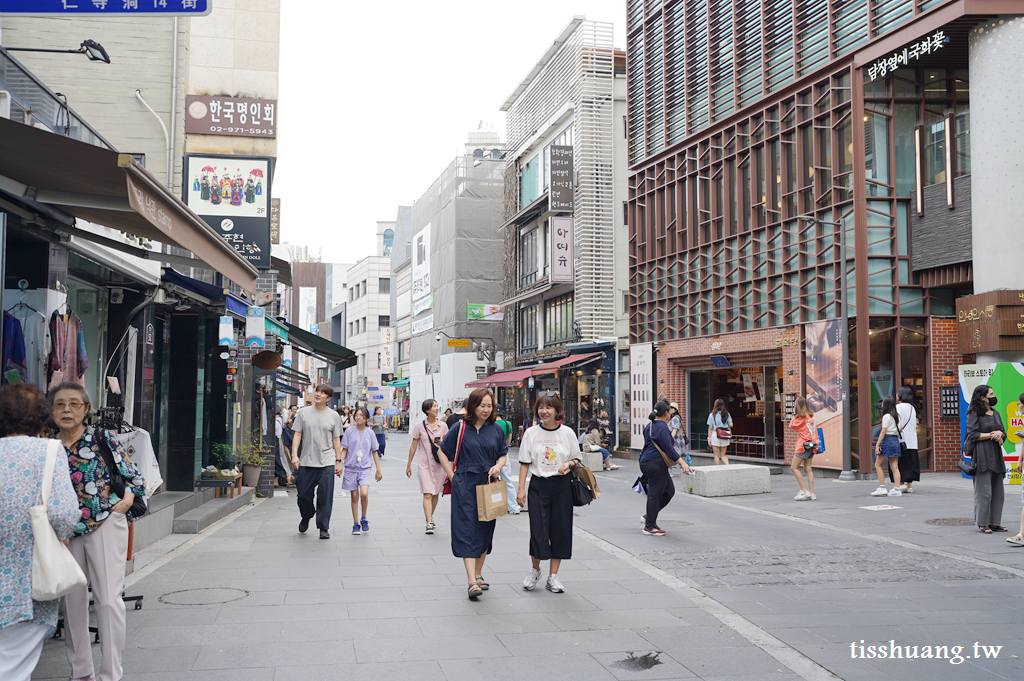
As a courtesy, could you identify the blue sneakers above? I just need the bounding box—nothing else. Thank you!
[351,523,361,535]
[360,517,369,533]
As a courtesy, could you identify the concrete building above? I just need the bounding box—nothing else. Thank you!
[493,17,628,439]
[343,221,393,406]
[406,133,505,423]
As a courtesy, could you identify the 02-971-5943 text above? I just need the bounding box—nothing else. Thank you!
[851,640,1003,665]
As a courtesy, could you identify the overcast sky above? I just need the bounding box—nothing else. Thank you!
[274,0,624,263]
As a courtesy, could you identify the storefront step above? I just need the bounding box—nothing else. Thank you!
[171,487,256,534]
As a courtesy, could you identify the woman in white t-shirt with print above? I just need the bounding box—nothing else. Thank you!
[516,393,580,594]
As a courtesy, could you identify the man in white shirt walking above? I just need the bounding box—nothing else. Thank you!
[291,385,344,539]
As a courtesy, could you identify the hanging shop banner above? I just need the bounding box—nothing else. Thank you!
[219,316,235,346]
[381,327,394,373]
[549,145,574,212]
[412,223,431,301]
[185,95,277,138]
[298,287,317,337]
[413,293,433,316]
[630,342,654,450]
[803,318,844,469]
[468,304,504,321]
[412,314,434,336]
[550,216,574,283]
[245,307,266,348]
[959,363,1024,484]
[184,154,272,269]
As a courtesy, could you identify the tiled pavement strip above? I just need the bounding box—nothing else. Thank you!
[32,431,1024,680]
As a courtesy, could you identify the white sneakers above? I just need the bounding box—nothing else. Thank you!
[794,490,816,501]
[870,486,889,497]
[887,487,902,497]
[523,569,565,592]
[523,568,541,591]
[546,575,565,593]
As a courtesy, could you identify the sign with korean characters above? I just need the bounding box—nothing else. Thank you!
[866,30,946,81]
[467,304,504,321]
[185,96,277,138]
[0,1,211,16]
[630,342,654,450]
[381,327,394,373]
[955,290,1024,354]
[184,154,272,269]
[549,145,574,212]
[412,224,431,301]
[270,198,281,244]
[549,216,574,283]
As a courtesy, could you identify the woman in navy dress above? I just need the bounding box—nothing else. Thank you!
[438,387,508,599]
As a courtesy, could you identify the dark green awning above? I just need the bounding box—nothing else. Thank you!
[281,320,357,371]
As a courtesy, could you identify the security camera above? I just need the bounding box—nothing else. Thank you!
[435,333,441,342]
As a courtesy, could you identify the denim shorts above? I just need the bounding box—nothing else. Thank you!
[879,434,901,458]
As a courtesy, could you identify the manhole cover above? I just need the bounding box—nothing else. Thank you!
[658,520,693,527]
[158,588,251,606]
[925,518,976,526]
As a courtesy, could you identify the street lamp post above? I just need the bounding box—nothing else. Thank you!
[794,215,857,482]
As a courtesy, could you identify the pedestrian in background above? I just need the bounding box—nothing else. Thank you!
[1007,393,1024,546]
[407,399,449,534]
[340,407,382,535]
[0,384,80,681]
[789,396,817,501]
[707,398,732,465]
[641,400,692,536]
[438,388,508,600]
[584,418,618,470]
[369,406,387,463]
[339,405,352,431]
[274,409,294,488]
[517,393,579,593]
[446,404,466,430]
[443,407,453,422]
[965,384,1007,533]
[495,409,521,514]
[871,396,904,497]
[894,386,920,493]
[291,384,344,539]
[50,382,145,681]
[668,403,691,470]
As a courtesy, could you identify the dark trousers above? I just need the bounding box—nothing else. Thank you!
[641,458,675,529]
[527,474,574,560]
[376,433,386,458]
[296,465,335,530]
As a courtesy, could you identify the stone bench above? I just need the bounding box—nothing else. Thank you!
[687,463,771,497]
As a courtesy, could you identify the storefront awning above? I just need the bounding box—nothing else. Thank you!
[465,368,534,389]
[276,383,302,397]
[281,321,357,371]
[386,378,410,387]
[277,364,311,385]
[0,116,259,295]
[161,268,248,316]
[529,352,603,376]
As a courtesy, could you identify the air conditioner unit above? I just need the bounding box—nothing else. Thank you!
[0,91,10,120]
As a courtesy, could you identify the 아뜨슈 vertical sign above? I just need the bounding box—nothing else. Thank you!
[549,145,574,212]
[550,216,574,283]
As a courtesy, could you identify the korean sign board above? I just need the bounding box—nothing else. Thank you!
[412,224,431,301]
[549,145,574,212]
[0,1,211,15]
[549,216,574,283]
[186,96,277,139]
[184,154,272,269]
[270,198,281,244]
[866,30,946,81]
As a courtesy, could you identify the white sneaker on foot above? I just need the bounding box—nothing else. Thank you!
[523,568,541,591]
[887,488,902,496]
[808,493,817,500]
[546,575,565,593]
[870,486,888,497]
[897,483,908,492]
[794,490,810,500]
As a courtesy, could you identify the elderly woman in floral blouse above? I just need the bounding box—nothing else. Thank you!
[50,382,145,681]
[0,383,81,681]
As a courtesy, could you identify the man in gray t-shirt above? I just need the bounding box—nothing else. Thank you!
[290,385,343,539]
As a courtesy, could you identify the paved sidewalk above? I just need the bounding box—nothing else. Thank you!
[31,432,1024,680]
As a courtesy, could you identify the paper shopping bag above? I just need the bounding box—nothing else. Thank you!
[576,462,601,499]
[476,479,508,521]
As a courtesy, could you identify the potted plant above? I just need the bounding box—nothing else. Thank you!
[236,434,271,487]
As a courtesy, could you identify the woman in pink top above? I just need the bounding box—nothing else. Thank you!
[789,396,817,501]
[406,398,449,535]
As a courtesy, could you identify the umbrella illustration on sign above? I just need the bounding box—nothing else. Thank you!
[249,169,264,178]
[202,165,215,172]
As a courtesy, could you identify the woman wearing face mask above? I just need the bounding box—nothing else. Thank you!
[966,384,1007,534]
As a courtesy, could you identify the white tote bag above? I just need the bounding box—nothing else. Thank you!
[31,439,87,601]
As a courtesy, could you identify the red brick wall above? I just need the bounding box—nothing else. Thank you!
[930,317,970,472]
[655,327,804,463]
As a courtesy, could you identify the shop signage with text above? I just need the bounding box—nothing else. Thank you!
[185,95,277,138]
[447,339,471,348]
[549,145,574,212]
[866,30,946,81]
[956,290,1024,354]
[550,216,574,283]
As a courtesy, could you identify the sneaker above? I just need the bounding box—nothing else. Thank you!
[425,522,435,535]
[905,486,914,493]
[794,490,810,500]
[360,517,370,533]
[546,575,565,593]
[606,463,620,470]
[887,488,902,497]
[870,486,889,497]
[508,508,521,515]
[319,529,330,540]
[352,523,361,535]
[808,493,817,500]
[642,526,666,536]
[298,517,309,533]
[897,483,908,492]
[523,568,542,591]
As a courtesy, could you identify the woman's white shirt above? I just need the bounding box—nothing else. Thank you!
[895,403,918,449]
[880,413,899,436]
[518,424,580,478]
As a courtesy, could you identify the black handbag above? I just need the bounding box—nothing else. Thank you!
[424,421,444,464]
[957,456,977,477]
[569,466,595,507]
[96,430,148,518]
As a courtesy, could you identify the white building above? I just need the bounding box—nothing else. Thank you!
[343,221,394,406]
